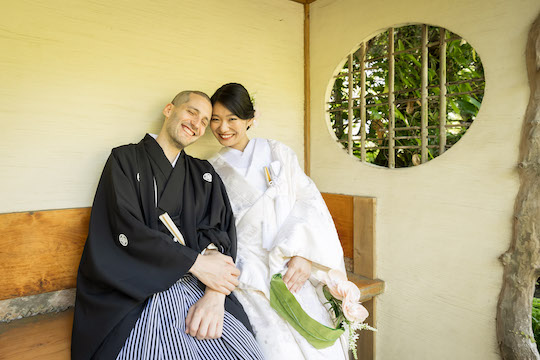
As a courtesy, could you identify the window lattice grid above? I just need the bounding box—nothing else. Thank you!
[328,24,485,168]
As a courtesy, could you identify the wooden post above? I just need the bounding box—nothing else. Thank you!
[348,53,354,155]
[303,3,311,175]
[420,24,428,163]
[360,43,367,162]
[388,28,396,168]
[497,13,540,360]
[353,196,377,360]
[439,27,447,155]
[353,197,376,278]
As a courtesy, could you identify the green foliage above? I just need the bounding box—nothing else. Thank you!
[328,24,485,167]
[533,297,540,351]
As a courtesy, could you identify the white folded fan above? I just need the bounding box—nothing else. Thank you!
[158,212,186,246]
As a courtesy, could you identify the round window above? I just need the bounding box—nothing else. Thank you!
[327,24,485,168]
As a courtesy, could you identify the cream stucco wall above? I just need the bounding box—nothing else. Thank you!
[310,0,540,359]
[0,0,303,213]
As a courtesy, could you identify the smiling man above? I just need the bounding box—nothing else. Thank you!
[71,91,264,360]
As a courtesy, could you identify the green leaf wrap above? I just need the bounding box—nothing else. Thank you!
[269,273,345,349]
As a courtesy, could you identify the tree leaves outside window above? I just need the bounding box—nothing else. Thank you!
[328,24,485,168]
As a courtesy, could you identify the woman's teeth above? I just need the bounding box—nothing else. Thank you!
[220,134,233,139]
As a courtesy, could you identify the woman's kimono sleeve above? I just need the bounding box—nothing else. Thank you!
[268,147,346,277]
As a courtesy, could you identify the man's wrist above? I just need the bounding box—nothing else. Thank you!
[205,287,227,300]
[188,254,201,276]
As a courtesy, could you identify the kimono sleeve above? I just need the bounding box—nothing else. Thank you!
[269,147,346,275]
[196,168,237,260]
[79,151,200,302]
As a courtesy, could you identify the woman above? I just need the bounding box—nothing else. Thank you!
[208,83,349,359]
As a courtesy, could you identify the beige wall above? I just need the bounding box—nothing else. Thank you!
[0,0,304,213]
[310,0,540,359]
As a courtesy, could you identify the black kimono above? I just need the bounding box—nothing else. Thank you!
[71,134,254,360]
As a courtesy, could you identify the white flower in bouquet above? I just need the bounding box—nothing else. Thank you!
[318,269,376,360]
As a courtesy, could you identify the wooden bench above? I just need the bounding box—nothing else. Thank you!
[0,194,384,359]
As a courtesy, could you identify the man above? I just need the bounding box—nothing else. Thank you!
[71,91,264,359]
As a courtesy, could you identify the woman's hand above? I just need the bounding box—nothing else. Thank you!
[283,256,312,293]
[185,288,226,340]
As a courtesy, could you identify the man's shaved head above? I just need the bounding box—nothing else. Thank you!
[171,90,211,106]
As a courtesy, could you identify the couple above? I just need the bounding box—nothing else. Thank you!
[71,83,348,360]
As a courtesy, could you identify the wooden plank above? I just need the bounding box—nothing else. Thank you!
[388,28,396,168]
[347,53,354,155]
[360,42,367,161]
[357,298,376,360]
[347,272,385,302]
[0,309,73,360]
[303,2,311,176]
[420,24,428,163]
[321,193,353,258]
[439,27,447,154]
[0,208,90,300]
[353,197,376,278]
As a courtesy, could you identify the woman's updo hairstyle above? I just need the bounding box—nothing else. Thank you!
[211,83,255,120]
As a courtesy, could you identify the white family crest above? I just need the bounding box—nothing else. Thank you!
[118,234,128,246]
[203,173,212,183]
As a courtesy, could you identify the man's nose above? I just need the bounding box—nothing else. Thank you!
[191,117,202,129]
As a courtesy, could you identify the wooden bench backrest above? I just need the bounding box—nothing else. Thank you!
[0,194,375,301]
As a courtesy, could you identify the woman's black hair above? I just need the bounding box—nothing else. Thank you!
[210,83,255,120]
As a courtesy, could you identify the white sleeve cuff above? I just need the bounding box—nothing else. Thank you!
[201,243,219,255]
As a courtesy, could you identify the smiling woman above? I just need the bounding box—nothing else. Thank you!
[210,83,255,152]
[207,83,350,360]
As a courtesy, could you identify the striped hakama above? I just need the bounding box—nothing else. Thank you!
[116,275,265,360]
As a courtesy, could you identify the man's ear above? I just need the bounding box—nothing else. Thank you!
[163,103,174,118]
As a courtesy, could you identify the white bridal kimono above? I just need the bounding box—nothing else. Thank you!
[209,138,348,360]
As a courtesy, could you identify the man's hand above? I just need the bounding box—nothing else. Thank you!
[185,288,226,340]
[189,250,240,295]
[283,256,312,293]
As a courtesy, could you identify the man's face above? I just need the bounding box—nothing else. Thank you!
[162,94,212,150]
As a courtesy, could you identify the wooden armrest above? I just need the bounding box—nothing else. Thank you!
[347,272,385,302]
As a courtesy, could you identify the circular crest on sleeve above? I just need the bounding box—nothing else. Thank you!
[119,234,128,246]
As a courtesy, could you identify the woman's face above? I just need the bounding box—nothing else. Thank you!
[210,102,254,151]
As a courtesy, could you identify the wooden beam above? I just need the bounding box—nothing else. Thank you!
[303,2,311,175]
[0,208,89,300]
[353,197,376,278]
[420,24,428,163]
[357,298,376,360]
[347,273,385,302]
